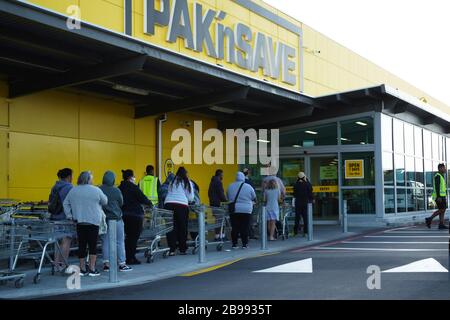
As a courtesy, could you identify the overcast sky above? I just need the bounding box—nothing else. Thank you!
[264,0,450,107]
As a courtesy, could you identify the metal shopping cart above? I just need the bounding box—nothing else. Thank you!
[0,221,27,288]
[13,214,75,284]
[280,204,295,240]
[188,205,230,254]
[141,207,174,263]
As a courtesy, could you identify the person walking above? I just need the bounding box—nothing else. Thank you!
[164,167,194,256]
[48,168,74,272]
[139,165,161,207]
[264,179,281,241]
[208,169,228,241]
[100,171,132,273]
[227,172,257,249]
[119,169,153,265]
[293,172,313,236]
[426,163,449,230]
[63,171,107,276]
[243,168,254,188]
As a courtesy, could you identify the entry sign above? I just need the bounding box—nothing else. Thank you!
[345,160,364,179]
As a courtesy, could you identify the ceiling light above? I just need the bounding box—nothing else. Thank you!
[292,145,302,148]
[360,142,367,145]
[209,106,236,114]
[305,131,318,135]
[356,121,368,126]
[341,138,350,141]
[258,139,270,144]
[112,84,150,96]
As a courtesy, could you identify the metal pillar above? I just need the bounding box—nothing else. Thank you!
[261,207,267,250]
[343,200,349,233]
[308,203,313,241]
[108,219,118,283]
[198,206,206,263]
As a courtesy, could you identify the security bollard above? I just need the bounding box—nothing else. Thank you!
[198,206,206,263]
[261,207,268,250]
[108,219,118,283]
[343,200,348,233]
[307,203,313,242]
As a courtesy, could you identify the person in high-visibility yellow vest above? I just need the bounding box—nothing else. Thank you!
[139,165,161,207]
[426,163,449,230]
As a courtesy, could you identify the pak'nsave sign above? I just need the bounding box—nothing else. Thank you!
[143,0,298,86]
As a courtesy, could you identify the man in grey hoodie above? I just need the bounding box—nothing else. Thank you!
[100,171,132,272]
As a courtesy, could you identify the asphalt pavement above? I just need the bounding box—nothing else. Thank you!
[47,223,450,300]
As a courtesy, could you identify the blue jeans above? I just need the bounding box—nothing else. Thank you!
[101,219,126,265]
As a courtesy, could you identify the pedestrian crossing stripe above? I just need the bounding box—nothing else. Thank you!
[382,258,448,273]
[253,258,313,273]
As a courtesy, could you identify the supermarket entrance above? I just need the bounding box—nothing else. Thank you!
[281,154,339,223]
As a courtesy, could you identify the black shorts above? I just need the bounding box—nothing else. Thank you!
[436,197,448,210]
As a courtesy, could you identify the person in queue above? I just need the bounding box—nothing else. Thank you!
[63,171,107,276]
[119,169,153,265]
[264,178,281,241]
[208,169,228,241]
[164,167,195,256]
[293,172,313,237]
[139,165,161,207]
[100,171,132,273]
[48,168,74,272]
[227,172,257,249]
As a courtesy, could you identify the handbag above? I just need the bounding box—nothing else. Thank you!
[228,183,245,214]
[99,212,108,235]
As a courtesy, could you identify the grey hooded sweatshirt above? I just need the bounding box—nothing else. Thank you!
[100,171,124,220]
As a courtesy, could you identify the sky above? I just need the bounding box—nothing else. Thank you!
[264,0,450,107]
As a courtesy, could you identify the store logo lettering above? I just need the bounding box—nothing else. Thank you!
[144,0,297,85]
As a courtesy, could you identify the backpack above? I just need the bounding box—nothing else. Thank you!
[48,186,63,216]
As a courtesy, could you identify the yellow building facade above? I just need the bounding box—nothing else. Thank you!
[0,0,448,203]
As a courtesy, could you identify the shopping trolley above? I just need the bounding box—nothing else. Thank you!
[0,200,18,217]
[0,221,26,288]
[280,204,295,240]
[141,207,174,263]
[188,205,230,254]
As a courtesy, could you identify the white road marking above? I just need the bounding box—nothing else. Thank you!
[366,236,450,238]
[382,258,448,273]
[384,231,449,234]
[315,247,448,252]
[343,241,448,244]
[254,258,313,274]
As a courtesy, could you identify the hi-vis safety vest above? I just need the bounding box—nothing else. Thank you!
[432,173,446,201]
[140,175,159,205]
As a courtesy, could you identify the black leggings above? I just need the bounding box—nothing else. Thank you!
[165,203,189,253]
[230,213,251,247]
[295,204,308,234]
[76,224,99,259]
[123,215,144,262]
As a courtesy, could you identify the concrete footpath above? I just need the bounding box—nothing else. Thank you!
[0,226,381,299]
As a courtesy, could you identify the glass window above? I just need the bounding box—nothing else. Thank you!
[340,117,374,145]
[343,189,375,214]
[395,154,405,187]
[280,159,305,190]
[384,188,395,214]
[432,133,439,160]
[414,127,423,158]
[407,188,425,212]
[423,130,432,159]
[405,156,415,185]
[415,158,424,184]
[404,124,414,155]
[280,123,338,147]
[425,160,433,188]
[381,114,393,151]
[342,152,375,186]
[396,189,407,213]
[393,119,404,154]
[383,152,394,186]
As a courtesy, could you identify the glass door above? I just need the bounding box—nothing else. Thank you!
[309,155,340,221]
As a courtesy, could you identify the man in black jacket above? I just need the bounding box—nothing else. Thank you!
[293,172,313,236]
[119,169,153,265]
[208,170,227,240]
